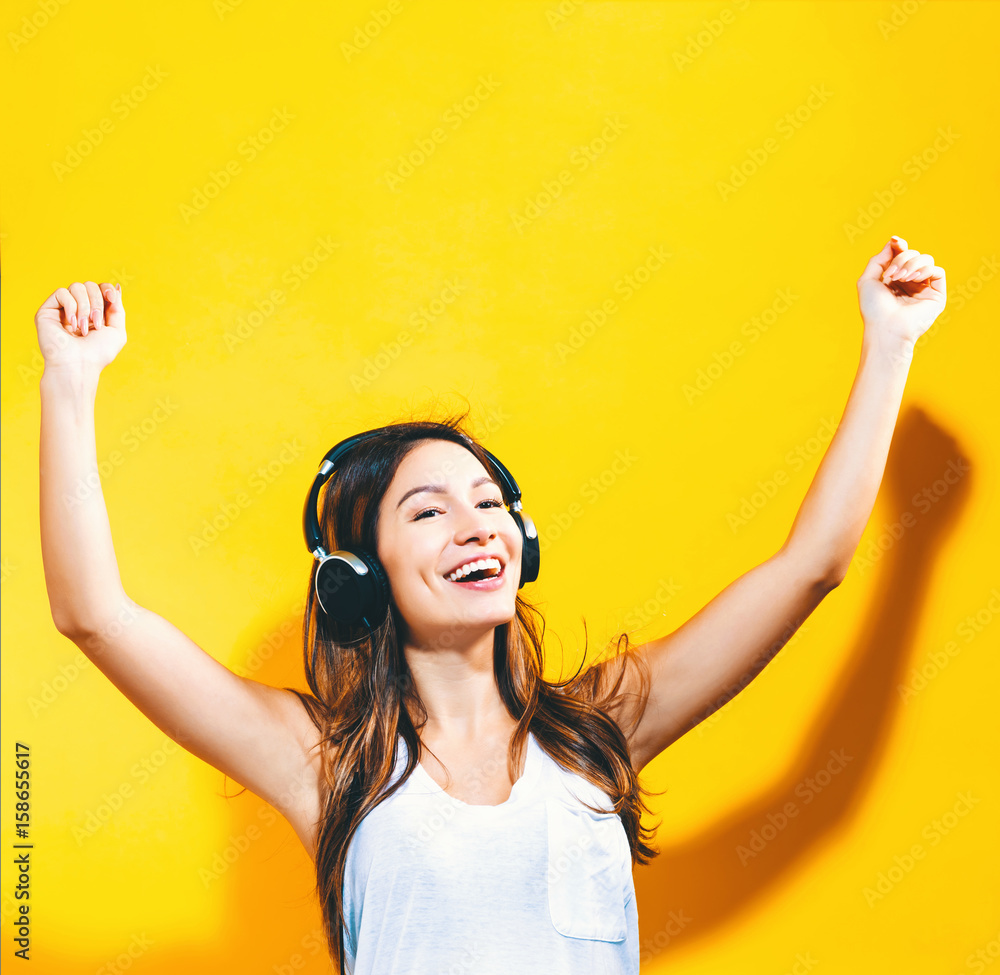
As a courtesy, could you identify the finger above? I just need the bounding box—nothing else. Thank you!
[95,286,110,329]
[892,255,933,283]
[98,281,124,328]
[896,255,935,281]
[860,237,896,282]
[68,282,91,336]
[925,266,947,298]
[883,249,920,282]
[50,287,79,332]
[85,281,104,330]
[860,236,910,282]
[883,248,920,280]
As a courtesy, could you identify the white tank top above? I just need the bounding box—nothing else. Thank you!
[341,730,640,974]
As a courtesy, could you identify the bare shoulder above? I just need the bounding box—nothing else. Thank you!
[557,650,653,770]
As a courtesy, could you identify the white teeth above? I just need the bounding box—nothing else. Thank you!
[446,557,502,582]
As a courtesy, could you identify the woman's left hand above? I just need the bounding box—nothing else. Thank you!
[857,236,947,352]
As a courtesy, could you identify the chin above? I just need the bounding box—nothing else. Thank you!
[451,600,517,632]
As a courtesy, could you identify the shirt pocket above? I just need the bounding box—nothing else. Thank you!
[544,795,628,942]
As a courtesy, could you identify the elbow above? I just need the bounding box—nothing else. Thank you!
[820,576,844,596]
[46,589,93,640]
[778,544,848,592]
[821,549,855,589]
[51,591,134,645]
[52,613,92,644]
[50,605,82,640]
[818,565,847,592]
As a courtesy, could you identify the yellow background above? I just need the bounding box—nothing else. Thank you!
[3,1,999,972]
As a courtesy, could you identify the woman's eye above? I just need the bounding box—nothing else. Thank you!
[413,499,504,521]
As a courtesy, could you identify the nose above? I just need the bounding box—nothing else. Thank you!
[454,501,498,545]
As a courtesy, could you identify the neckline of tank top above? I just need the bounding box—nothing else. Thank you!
[402,730,542,811]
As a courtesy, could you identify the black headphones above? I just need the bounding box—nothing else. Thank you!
[303,430,540,629]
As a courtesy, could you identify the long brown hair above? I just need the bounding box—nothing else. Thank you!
[287,408,662,971]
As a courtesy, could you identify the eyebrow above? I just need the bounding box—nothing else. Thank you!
[396,475,499,510]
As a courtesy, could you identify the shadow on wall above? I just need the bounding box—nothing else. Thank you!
[633,405,975,964]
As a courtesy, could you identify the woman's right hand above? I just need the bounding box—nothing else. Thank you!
[34,280,127,374]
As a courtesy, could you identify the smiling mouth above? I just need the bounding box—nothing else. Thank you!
[444,562,506,589]
[444,557,504,583]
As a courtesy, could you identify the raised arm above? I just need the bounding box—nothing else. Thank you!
[37,281,322,854]
[602,237,948,771]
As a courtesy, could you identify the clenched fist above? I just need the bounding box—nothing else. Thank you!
[856,237,947,353]
[34,280,126,373]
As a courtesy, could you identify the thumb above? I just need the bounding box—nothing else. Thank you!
[860,236,906,282]
[99,282,125,327]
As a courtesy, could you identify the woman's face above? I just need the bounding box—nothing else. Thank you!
[376,439,522,647]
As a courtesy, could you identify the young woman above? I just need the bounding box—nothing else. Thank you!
[37,235,946,973]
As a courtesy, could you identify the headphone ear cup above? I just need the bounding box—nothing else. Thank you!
[314,548,391,627]
[510,511,540,588]
[355,548,391,625]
